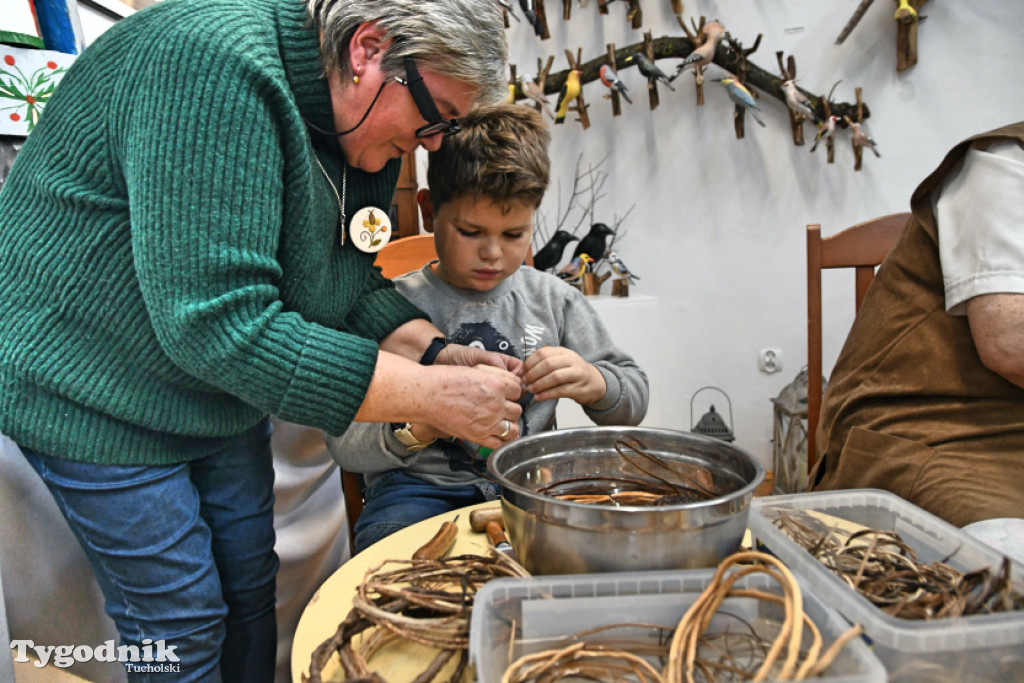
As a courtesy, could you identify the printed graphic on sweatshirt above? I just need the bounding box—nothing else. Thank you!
[440,303,540,473]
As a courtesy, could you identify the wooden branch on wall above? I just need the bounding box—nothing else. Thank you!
[642,32,660,111]
[776,51,805,146]
[606,43,623,117]
[514,35,870,126]
[565,48,591,129]
[896,0,928,72]
[723,32,761,139]
[676,15,707,105]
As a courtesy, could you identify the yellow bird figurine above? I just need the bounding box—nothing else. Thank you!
[894,0,918,23]
[554,69,582,124]
[557,253,592,282]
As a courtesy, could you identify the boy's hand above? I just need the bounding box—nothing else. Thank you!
[522,346,606,405]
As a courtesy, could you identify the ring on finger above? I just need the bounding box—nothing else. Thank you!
[499,419,511,439]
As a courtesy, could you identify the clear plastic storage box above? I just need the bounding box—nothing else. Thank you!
[469,568,885,683]
[748,489,1024,682]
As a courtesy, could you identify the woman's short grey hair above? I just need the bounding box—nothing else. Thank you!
[308,0,509,105]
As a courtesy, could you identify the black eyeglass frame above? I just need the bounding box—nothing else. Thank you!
[398,58,461,139]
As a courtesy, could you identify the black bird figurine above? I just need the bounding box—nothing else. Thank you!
[572,222,615,262]
[532,230,579,272]
[628,52,676,92]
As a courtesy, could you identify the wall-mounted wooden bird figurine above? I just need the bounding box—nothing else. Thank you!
[519,74,555,119]
[533,230,579,272]
[599,64,632,104]
[849,120,881,157]
[628,52,676,91]
[558,253,593,283]
[810,114,837,153]
[715,75,766,127]
[573,222,615,262]
[673,20,725,79]
[519,0,545,36]
[554,69,582,124]
[781,79,820,124]
[496,0,520,21]
[894,0,918,22]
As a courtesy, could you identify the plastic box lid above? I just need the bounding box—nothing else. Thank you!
[749,489,1024,680]
[469,567,885,683]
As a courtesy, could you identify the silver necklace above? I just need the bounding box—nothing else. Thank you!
[313,153,347,245]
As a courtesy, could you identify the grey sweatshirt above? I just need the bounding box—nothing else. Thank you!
[325,264,649,488]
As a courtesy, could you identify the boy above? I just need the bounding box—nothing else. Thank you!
[326,105,649,553]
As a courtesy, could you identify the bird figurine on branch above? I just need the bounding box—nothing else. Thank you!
[672,20,725,79]
[519,74,555,119]
[496,0,520,21]
[558,254,593,283]
[849,120,881,157]
[554,69,582,124]
[606,251,639,284]
[810,114,837,153]
[533,230,579,272]
[573,222,615,262]
[716,75,766,127]
[781,79,820,124]
[599,64,633,104]
[628,52,676,91]
[519,0,545,36]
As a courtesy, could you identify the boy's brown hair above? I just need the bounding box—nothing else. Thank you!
[426,104,551,212]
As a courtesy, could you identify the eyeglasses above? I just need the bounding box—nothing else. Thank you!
[397,58,461,139]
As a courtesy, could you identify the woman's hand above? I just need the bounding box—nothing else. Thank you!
[355,352,522,449]
[435,343,524,375]
[523,345,606,405]
[426,364,523,448]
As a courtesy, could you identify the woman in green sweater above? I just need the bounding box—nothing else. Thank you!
[0,0,519,679]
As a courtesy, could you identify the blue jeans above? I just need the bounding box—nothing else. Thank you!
[353,469,497,554]
[21,420,278,682]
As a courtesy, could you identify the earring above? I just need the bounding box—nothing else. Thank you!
[352,74,360,85]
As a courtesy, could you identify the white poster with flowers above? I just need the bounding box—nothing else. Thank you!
[0,46,72,136]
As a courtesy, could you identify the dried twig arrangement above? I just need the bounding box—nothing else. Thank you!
[503,641,665,683]
[535,438,718,506]
[773,511,1024,619]
[665,551,863,682]
[500,551,862,682]
[304,553,530,683]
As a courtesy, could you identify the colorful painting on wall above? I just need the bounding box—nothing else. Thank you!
[0,46,72,135]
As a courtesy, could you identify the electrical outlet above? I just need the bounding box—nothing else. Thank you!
[758,348,783,374]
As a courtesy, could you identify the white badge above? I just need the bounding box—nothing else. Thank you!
[348,206,392,253]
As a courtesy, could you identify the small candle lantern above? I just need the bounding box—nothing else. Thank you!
[770,367,821,494]
[690,387,735,442]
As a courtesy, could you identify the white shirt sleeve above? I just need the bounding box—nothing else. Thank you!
[934,138,1024,315]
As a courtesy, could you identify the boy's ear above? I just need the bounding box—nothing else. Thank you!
[417,188,435,233]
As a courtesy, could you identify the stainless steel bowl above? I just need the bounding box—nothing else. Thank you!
[487,426,765,575]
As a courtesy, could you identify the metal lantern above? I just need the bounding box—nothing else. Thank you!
[690,387,735,442]
[770,367,825,494]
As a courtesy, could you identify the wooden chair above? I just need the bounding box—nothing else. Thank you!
[344,193,536,552]
[339,235,440,554]
[806,213,910,475]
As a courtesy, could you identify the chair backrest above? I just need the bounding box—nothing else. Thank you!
[373,233,438,278]
[340,234,439,554]
[806,212,909,475]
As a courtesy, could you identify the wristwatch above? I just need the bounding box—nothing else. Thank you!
[420,336,447,365]
[390,423,436,452]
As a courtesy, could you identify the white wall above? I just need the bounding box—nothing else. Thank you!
[446,0,1024,467]
[77,0,1024,469]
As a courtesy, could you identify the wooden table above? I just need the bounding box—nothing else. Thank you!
[291,501,501,683]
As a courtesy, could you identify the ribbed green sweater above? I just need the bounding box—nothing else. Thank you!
[0,0,427,464]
